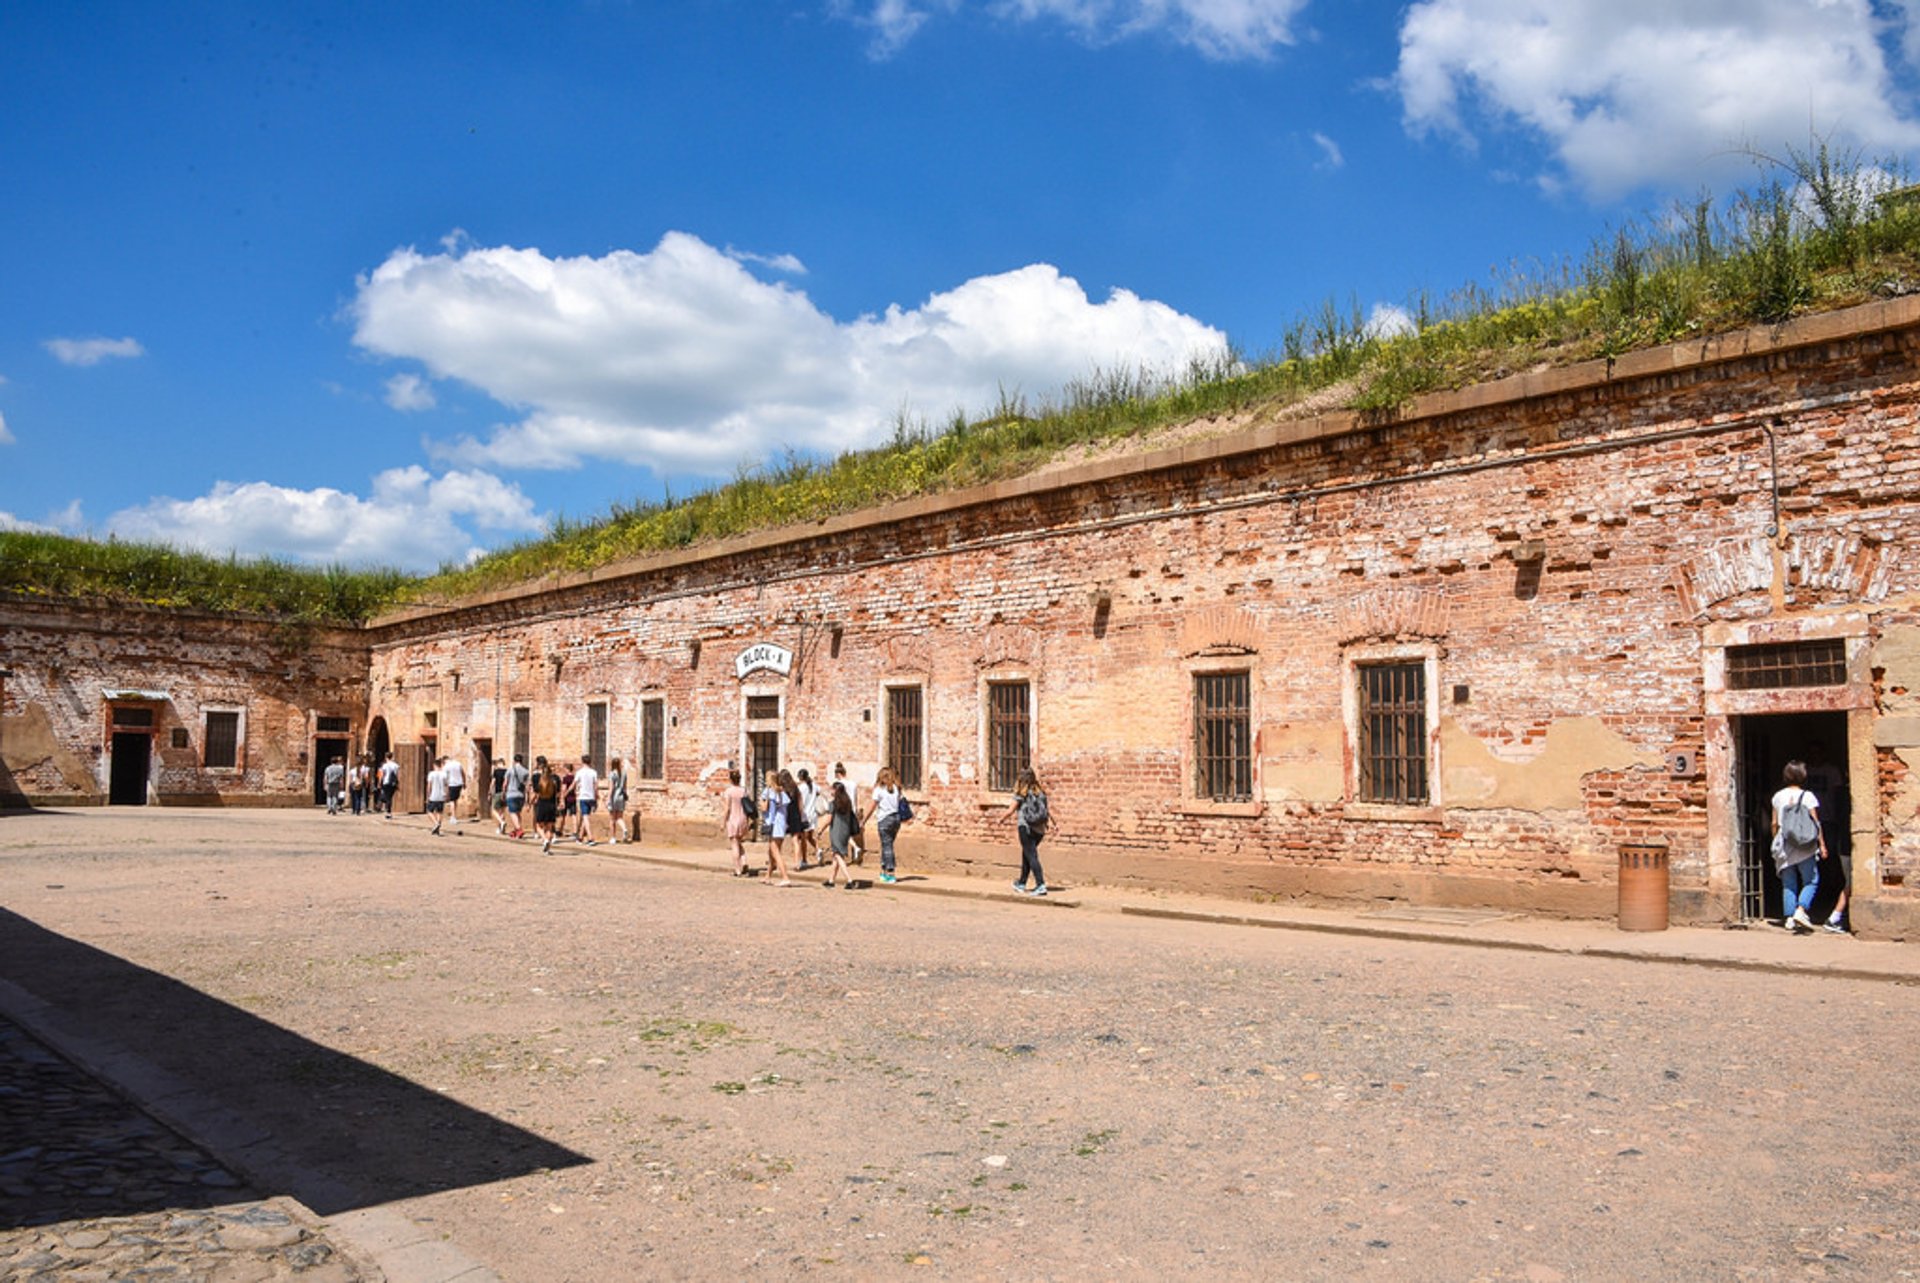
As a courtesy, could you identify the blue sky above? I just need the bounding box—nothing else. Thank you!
[6,1,1920,571]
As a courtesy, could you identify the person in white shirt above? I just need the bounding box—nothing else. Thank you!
[442,756,466,825]
[572,757,600,845]
[426,759,449,835]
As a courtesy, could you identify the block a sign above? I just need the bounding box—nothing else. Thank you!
[734,642,794,680]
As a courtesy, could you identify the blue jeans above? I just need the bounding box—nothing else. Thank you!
[877,816,901,874]
[1017,826,1046,888]
[1781,857,1819,919]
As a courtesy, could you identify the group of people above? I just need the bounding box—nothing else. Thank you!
[718,761,1056,894]
[487,753,632,854]
[323,751,402,817]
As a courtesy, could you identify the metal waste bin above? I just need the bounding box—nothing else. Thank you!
[1618,842,1670,932]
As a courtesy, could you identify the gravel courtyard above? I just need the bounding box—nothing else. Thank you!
[3,809,1918,1281]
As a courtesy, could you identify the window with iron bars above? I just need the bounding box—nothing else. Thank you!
[315,715,350,734]
[745,694,781,721]
[640,698,666,781]
[204,710,241,769]
[586,702,608,771]
[986,681,1031,792]
[1357,662,1428,805]
[1192,671,1252,802]
[1726,638,1847,690]
[886,686,924,791]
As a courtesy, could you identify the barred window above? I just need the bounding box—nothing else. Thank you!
[111,706,154,728]
[1726,639,1847,690]
[315,715,350,734]
[745,694,781,721]
[204,711,240,769]
[986,681,1031,793]
[640,698,666,781]
[512,707,531,764]
[1192,672,1252,802]
[586,702,608,770]
[1357,662,1428,805]
[887,686,924,791]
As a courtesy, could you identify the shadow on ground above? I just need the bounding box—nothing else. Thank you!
[0,908,588,1227]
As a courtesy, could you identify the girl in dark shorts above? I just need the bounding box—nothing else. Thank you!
[531,756,563,853]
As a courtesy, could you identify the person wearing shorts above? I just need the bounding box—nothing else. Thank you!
[531,756,562,853]
[426,758,449,835]
[490,761,509,833]
[503,753,529,839]
[573,757,599,845]
[443,756,465,826]
[605,756,628,844]
[377,753,400,818]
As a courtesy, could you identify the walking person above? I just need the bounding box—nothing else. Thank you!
[720,767,751,876]
[605,756,629,844]
[833,762,863,864]
[862,766,906,885]
[822,781,855,889]
[531,755,562,853]
[377,752,400,818]
[503,753,530,839]
[348,755,369,816]
[558,763,578,838]
[426,757,449,835]
[323,755,346,815]
[491,759,510,833]
[760,769,794,886]
[1772,759,1827,934]
[794,769,820,869]
[1002,767,1055,896]
[442,754,465,826]
[573,756,599,845]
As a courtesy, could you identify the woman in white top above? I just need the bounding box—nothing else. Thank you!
[1770,759,1827,933]
[862,766,904,884]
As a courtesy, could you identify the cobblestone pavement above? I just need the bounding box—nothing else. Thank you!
[0,1015,370,1283]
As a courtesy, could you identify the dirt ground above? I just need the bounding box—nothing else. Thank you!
[3,809,1918,1281]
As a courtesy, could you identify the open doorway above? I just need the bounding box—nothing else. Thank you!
[109,732,150,805]
[313,737,350,805]
[1733,711,1850,923]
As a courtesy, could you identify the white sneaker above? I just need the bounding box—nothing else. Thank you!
[1792,907,1814,932]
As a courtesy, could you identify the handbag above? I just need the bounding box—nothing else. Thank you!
[896,794,914,823]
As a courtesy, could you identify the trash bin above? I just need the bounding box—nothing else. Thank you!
[1618,842,1670,932]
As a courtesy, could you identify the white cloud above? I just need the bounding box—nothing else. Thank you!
[350,231,1229,475]
[384,372,437,411]
[107,467,545,572]
[0,500,82,534]
[44,335,146,367]
[1311,131,1344,169]
[725,245,809,275]
[1365,303,1416,340]
[841,0,1306,60]
[1395,0,1920,198]
[0,409,11,445]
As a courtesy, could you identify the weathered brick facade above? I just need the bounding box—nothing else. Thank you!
[0,599,368,807]
[7,298,1920,934]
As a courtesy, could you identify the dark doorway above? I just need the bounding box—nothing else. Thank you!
[108,733,150,806]
[1733,711,1850,922]
[473,739,493,813]
[366,716,390,764]
[313,737,350,805]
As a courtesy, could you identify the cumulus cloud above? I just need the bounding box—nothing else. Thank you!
[841,0,1307,60]
[1364,303,1416,340]
[0,500,82,534]
[107,467,545,572]
[349,231,1228,475]
[1394,0,1920,198]
[44,335,146,366]
[383,372,437,411]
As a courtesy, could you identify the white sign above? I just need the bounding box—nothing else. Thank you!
[734,642,794,680]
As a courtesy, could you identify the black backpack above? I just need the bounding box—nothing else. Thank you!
[740,791,758,821]
[1018,790,1049,833]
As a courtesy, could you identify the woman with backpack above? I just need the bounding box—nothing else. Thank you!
[1772,759,1828,934]
[720,767,752,876]
[862,767,907,885]
[1001,767,1054,897]
[531,756,563,854]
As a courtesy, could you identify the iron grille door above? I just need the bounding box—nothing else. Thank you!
[1192,672,1252,802]
[1358,662,1428,805]
[586,702,608,770]
[640,699,665,780]
[512,707,530,765]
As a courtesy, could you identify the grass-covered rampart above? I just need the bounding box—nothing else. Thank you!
[8,151,1916,623]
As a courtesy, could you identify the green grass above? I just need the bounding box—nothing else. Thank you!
[9,150,1917,621]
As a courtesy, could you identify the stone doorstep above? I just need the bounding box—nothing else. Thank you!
[0,977,499,1283]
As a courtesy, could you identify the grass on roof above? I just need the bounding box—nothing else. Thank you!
[7,146,1917,624]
